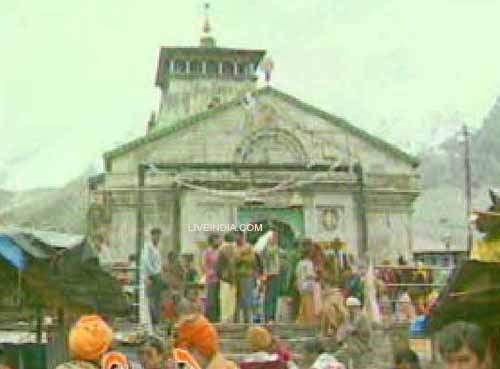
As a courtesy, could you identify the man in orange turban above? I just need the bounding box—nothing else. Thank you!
[174,301,237,369]
[56,315,113,369]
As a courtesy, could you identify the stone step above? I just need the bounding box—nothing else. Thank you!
[220,336,317,354]
[225,353,311,368]
[214,323,318,338]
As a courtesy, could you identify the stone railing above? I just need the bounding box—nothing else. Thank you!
[364,173,421,192]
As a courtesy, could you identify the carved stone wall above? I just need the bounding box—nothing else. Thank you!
[108,191,174,262]
[367,210,412,264]
[159,78,254,125]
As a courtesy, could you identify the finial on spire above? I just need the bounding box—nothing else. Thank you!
[203,2,211,34]
[200,2,216,47]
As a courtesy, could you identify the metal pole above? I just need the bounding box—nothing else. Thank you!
[135,164,145,323]
[463,125,473,257]
[354,162,368,259]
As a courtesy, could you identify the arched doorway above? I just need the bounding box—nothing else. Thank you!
[246,218,296,249]
[246,218,300,302]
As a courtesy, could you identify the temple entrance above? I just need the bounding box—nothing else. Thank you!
[237,207,304,301]
[237,207,305,247]
[245,218,296,249]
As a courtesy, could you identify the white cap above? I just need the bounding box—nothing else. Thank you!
[399,292,411,303]
[346,297,362,307]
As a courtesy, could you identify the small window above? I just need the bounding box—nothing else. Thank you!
[190,61,203,74]
[236,63,245,75]
[206,61,218,74]
[174,60,187,73]
[222,62,235,75]
[164,60,171,73]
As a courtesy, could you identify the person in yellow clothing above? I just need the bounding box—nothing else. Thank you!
[216,233,238,323]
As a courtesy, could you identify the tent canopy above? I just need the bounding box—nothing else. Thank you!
[430,260,500,332]
[0,230,127,316]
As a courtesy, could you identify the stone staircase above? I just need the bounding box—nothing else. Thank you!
[116,321,397,369]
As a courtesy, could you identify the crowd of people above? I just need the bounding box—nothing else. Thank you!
[137,227,446,336]
[57,226,497,369]
[10,313,491,369]
[140,228,371,329]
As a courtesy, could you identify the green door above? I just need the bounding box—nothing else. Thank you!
[238,207,304,298]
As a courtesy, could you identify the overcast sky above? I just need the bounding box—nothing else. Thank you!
[1,0,500,191]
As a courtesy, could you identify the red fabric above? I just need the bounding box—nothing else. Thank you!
[274,341,292,363]
[163,300,176,319]
[240,362,287,369]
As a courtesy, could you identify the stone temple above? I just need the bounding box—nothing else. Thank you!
[88,17,420,265]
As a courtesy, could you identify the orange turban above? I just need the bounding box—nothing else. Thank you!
[68,315,113,362]
[173,348,203,369]
[175,315,220,359]
[246,326,272,352]
[101,351,129,369]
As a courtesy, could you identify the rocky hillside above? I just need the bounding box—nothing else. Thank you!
[0,177,88,234]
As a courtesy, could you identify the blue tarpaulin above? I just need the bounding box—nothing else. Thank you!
[0,235,27,270]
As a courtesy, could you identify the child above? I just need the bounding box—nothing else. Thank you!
[242,326,298,369]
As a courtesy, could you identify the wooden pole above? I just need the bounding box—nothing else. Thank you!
[35,305,43,344]
[463,125,473,257]
[135,164,145,323]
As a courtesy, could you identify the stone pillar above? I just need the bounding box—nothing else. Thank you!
[173,186,182,253]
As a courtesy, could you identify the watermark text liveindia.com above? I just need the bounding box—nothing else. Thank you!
[187,223,263,232]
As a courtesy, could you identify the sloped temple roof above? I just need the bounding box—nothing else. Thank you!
[103,87,419,169]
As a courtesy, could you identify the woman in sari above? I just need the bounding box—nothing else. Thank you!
[296,247,318,325]
[217,232,237,323]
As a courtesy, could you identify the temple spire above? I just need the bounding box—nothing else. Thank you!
[200,2,216,48]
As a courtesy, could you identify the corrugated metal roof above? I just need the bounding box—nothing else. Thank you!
[0,226,84,250]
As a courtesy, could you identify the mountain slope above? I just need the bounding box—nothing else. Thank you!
[0,177,88,234]
[414,96,500,250]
